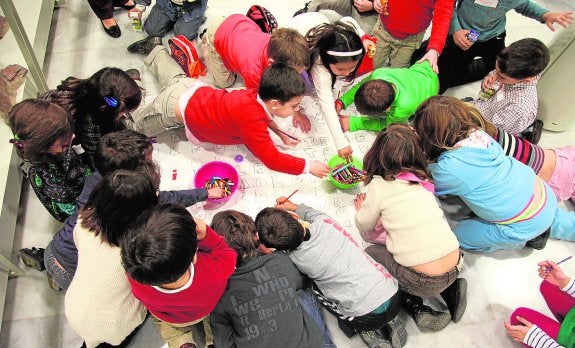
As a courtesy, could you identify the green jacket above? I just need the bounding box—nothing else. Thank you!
[558,306,575,348]
[339,61,439,132]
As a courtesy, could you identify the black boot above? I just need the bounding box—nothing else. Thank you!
[380,316,407,348]
[525,228,550,250]
[400,291,451,331]
[440,278,467,323]
[127,36,163,55]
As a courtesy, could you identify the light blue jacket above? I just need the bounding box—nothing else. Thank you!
[430,136,537,222]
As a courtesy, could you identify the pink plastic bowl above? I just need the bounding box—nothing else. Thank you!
[193,161,239,203]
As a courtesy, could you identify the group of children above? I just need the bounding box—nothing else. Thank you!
[4,1,575,348]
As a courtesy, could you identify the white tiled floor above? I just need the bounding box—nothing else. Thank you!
[1,0,575,347]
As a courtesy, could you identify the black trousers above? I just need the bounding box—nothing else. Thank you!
[436,33,506,93]
[86,0,129,20]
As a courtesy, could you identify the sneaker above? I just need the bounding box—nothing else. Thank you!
[46,273,62,291]
[526,228,550,250]
[293,1,311,17]
[460,97,474,103]
[19,247,45,271]
[381,316,407,348]
[359,330,392,348]
[127,36,162,55]
[440,278,467,323]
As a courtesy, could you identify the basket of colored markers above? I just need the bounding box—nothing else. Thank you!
[327,155,365,189]
[193,161,239,203]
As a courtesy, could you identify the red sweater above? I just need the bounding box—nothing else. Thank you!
[127,226,237,324]
[214,14,270,89]
[380,0,453,54]
[185,87,307,175]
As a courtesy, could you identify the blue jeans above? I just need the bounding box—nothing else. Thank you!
[297,288,337,348]
[144,0,207,40]
[44,240,73,290]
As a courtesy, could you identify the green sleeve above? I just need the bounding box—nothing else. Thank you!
[339,74,372,108]
[349,116,386,132]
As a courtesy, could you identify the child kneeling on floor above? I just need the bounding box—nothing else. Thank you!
[210,210,335,348]
[354,124,467,332]
[255,199,406,348]
[121,203,237,348]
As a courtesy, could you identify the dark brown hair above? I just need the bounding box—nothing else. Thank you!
[355,79,395,116]
[211,210,260,266]
[363,124,431,184]
[255,208,306,251]
[413,96,485,161]
[7,99,73,162]
[497,38,550,79]
[306,21,364,87]
[80,168,158,246]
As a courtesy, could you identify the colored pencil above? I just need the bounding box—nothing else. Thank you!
[276,128,300,141]
[280,189,299,204]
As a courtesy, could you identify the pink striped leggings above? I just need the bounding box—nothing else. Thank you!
[510,280,575,346]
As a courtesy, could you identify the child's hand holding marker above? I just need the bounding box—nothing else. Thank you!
[538,256,572,288]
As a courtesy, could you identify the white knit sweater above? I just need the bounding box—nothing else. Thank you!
[65,219,146,348]
[355,176,459,267]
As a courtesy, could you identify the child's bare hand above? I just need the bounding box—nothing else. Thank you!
[353,193,366,211]
[310,160,330,178]
[277,131,300,146]
[339,116,350,132]
[292,110,311,133]
[453,30,473,50]
[194,217,207,240]
[207,187,225,199]
[362,38,376,54]
[542,11,574,31]
[275,197,298,211]
[481,73,498,91]
[538,260,571,288]
[354,0,373,12]
[504,317,533,342]
[128,8,142,21]
[338,146,353,163]
[417,49,440,73]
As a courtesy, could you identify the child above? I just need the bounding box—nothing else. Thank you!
[209,210,331,348]
[304,18,371,161]
[505,260,575,348]
[354,124,466,331]
[129,45,330,177]
[126,0,207,50]
[43,130,224,290]
[65,169,157,347]
[413,96,575,252]
[435,0,572,92]
[121,203,237,348]
[471,38,550,136]
[336,61,438,132]
[485,124,575,205]
[255,200,405,348]
[44,67,142,169]
[372,0,454,71]
[202,13,309,89]
[7,99,91,222]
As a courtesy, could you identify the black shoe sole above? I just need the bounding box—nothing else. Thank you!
[413,311,451,331]
[450,278,467,323]
[382,317,408,348]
